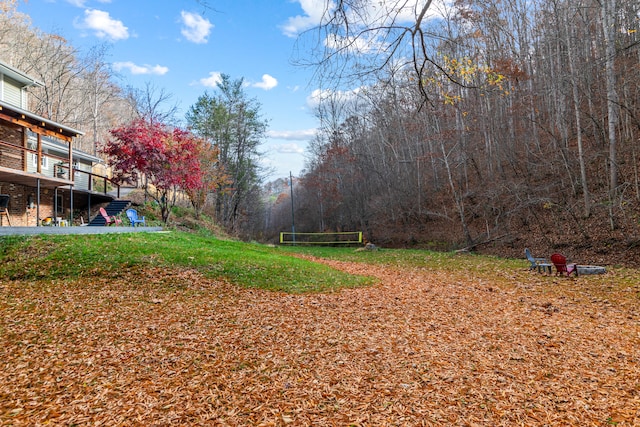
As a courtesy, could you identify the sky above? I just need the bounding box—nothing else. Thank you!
[15,0,331,181]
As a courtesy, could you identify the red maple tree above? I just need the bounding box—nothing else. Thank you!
[102,119,204,223]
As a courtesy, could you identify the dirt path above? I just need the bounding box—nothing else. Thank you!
[1,260,639,426]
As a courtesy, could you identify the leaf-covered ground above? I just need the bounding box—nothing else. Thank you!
[1,258,639,426]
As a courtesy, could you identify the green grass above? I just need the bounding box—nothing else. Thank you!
[0,232,374,293]
[276,245,640,290]
[277,245,524,272]
[3,233,638,294]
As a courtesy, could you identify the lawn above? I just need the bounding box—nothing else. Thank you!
[1,233,639,425]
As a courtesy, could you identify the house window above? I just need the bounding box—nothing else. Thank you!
[32,150,48,169]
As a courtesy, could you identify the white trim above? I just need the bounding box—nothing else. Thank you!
[32,150,48,169]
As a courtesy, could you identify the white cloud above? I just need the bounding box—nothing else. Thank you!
[306,87,361,109]
[200,71,223,88]
[268,129,317,141]
[66,0,111,4]
[306,89,326,109]
[180,11,213,44]
[288,1,448,55]
[75,9,129,41]
[113,62,168,76]
[281,1,443,39]
[324,33,386,54]
[343,0,445,28]
[252,74,278,90]
[281,0,335,37]
[273,143,306,154]
[282,0,449,40]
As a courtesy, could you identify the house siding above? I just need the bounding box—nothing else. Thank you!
[2,75,23,107]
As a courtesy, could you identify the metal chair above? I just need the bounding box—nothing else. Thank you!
[0,194,11,226]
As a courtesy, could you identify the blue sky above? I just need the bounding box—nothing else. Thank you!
[16,0,330,181]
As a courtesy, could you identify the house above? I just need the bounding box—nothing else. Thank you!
[0,59,119,226]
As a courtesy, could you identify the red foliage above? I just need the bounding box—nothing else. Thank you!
[102,119,202,193]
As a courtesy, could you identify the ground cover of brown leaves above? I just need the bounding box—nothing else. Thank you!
[1,257,640,426]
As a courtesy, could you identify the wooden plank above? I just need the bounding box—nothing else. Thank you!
[0,111,73,142]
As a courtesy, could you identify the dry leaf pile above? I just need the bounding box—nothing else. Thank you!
[1,259,639,426]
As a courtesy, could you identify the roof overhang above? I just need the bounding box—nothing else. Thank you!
[0,100,84,140]
[73,150,102,164]
[0,59,44,87]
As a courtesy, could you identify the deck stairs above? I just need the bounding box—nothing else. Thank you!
[87,200,131,226]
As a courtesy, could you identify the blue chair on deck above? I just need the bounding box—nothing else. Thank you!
[126,208,146,227]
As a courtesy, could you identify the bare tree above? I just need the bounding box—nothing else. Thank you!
[125,81,180,126]
[79,45,123,155]
[562,2,591,217]
[297,0,456,93]
[601,0,620,229]
[0,2,31,62]
[16,31,83,124]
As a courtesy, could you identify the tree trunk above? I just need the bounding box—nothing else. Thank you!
[602,0,619,229]
[565,8,591,217]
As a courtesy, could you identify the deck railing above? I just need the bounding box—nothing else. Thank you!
[0,139,119,196]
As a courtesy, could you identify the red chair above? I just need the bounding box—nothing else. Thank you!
[99,207,122,226]
[550,253,578,277]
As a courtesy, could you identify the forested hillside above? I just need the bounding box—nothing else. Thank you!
[3,0,640,266]
[265,0,640,267]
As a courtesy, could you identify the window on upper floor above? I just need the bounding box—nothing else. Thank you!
[32,149,48,169]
